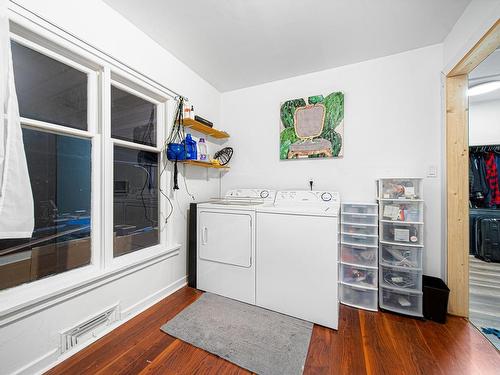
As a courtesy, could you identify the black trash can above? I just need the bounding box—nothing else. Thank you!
[423,275,450,324]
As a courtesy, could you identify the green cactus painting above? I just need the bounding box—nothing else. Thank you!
[280,92,344,160]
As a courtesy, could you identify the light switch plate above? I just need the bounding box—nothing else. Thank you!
[427,165,438,178]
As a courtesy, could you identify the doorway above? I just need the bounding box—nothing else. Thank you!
[468,48,500,349]
[446,20,500,319]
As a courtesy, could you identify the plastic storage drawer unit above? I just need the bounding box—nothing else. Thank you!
[380,221,423,246]
[341,213,378,226]
[340,284,377,311]
[341,223,378,236]
[342,203,378,215]
[341,264,377,288]
[380,264,422,291]
[341,233,378,247]
[380,243,422,269]
[380,286,423,317]
[378,178,423,200]
[341,244,378,268]
[380,200,423,222]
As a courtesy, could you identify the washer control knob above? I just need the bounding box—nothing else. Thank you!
[260,190,269,198]
[321,192,332,202]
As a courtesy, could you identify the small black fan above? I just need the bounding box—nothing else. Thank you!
[214,147,233,166]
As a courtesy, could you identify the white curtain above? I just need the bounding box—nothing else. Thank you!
[0,0,34,238]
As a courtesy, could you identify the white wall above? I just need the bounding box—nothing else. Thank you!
[220,44,444,278]
[0,1,222,374]
[470,99,500,145]
[443,0,500,73]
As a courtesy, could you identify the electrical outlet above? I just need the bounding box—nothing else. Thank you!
[427,165,438,178]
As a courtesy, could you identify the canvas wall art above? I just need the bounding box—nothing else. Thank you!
[280,92,344,160]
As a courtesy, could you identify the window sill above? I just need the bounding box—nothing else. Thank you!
[0,243,181,326]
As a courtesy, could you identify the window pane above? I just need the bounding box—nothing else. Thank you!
[11,41,88,130]
[111,85,157,147]
[0,129,91,291]
[114,146,159,257]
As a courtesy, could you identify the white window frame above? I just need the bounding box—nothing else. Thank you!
[9,32,102,275]
[0,7,178,322]
[105,73,168,270]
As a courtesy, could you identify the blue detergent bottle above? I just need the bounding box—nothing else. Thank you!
[183,134,197,160]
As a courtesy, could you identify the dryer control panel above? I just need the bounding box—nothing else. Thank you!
[225,189,277,203]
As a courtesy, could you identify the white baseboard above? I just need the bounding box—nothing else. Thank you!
[14,276,188,375]
[121,276,187,319]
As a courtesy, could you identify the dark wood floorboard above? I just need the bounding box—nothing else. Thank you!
[45,286,499,375]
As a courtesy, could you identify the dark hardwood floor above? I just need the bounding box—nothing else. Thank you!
[45,286,499,375]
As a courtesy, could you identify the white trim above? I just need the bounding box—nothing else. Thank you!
[101,66,112,270]
[20,118,93,139]
[111,78,163,106]
[11,348,59,375]
[14,275,187,375]
[112,137,161,153]
[9,32,98,75]
[90,134,102,269]
[0,231,32,238]
[0,244,181,327]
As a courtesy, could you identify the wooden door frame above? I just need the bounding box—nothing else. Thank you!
[446,19,500,317]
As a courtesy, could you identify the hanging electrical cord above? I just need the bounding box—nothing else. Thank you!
[182,170,196,201]
[158,153,174,223]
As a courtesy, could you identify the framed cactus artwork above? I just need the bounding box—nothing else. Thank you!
[280,92,344,160]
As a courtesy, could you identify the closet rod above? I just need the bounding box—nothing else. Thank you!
[8,1,188,101]
[469,144,500,152]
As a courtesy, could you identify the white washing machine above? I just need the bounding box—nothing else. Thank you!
[256,190,340,329]
[196,189,276,304]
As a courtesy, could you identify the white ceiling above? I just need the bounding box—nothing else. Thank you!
[104,0,471,92]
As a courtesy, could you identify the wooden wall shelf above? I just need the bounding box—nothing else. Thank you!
[179,118,230,139]
[180,160,229,169]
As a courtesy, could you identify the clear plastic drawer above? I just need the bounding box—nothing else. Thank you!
[341,233,378,247]
[341,284,377,311]
[378,178,423,200]
[342,203,378,215]
[341,264,377,288]
[380,287,423,316]
[380,221,423,246]
[380,200,423,222]
[341,213,378,225]
[380,264,422,291]
[380,243,422,269]
[341,244,377,267]
[341,223,378,236]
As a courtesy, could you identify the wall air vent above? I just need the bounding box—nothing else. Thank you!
[60,304,120,354]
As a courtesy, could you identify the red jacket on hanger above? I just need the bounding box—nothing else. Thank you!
[485,152,500,205]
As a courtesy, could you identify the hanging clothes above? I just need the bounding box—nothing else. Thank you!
[0,0,34,238]
[485,152,500,206]
[496,153,500,192]
[469,152,491,206]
